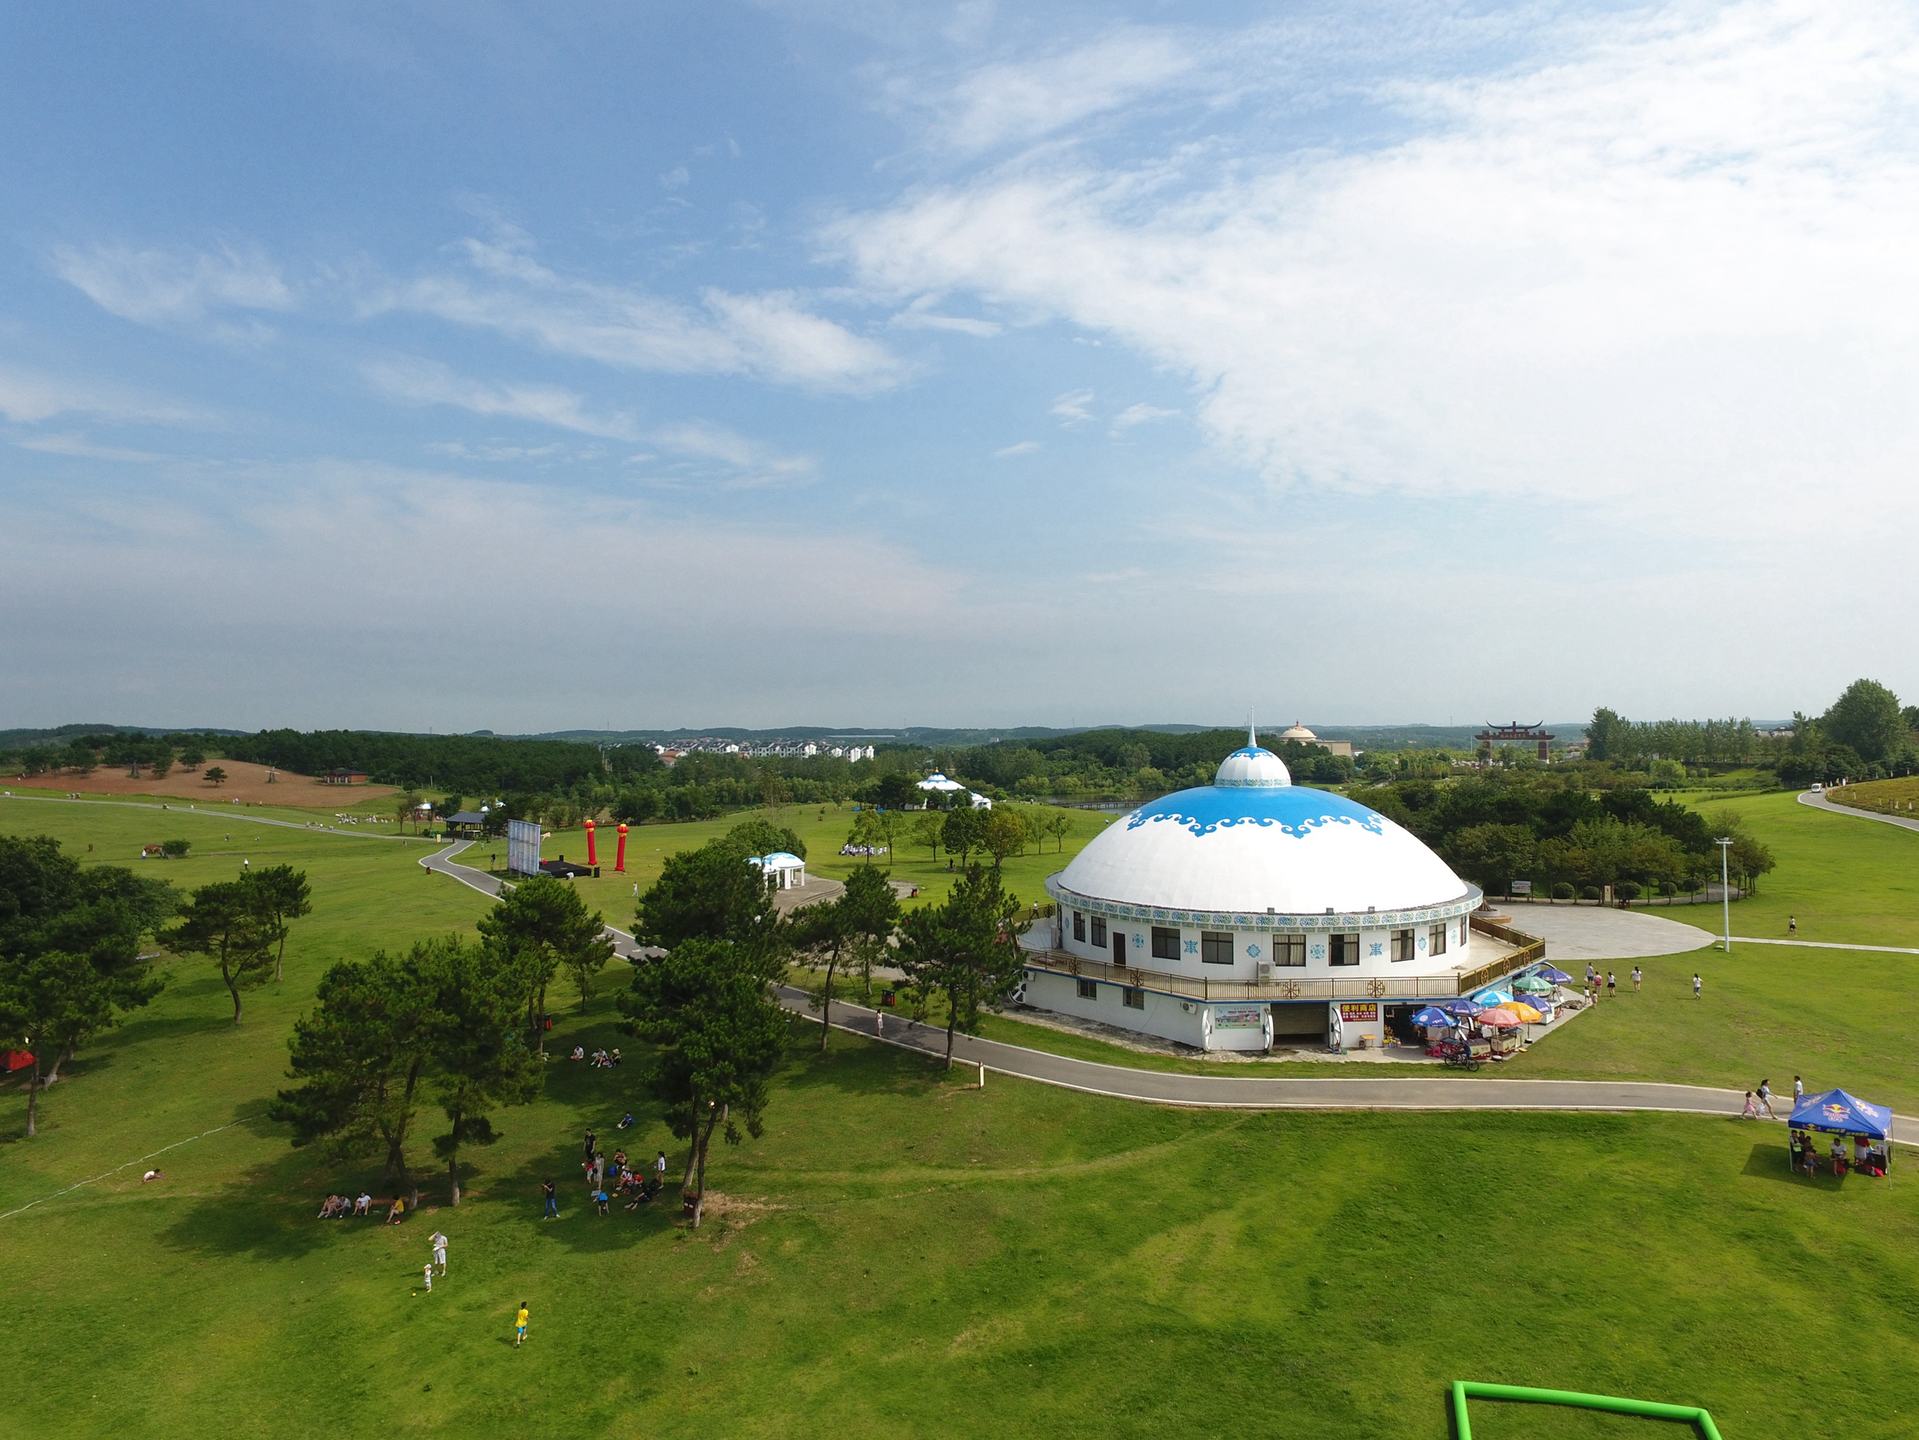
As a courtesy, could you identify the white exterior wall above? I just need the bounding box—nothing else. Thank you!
[1021,971,1272,1052]
[1050,910,1473,984]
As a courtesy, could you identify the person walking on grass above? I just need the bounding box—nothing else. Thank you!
[422,1261,433,1294]
[541,1179,558,1220]
[1607,971,1616,998]
[1789,915,1797,937]
[1757,1079,1776,1118]
[655,1151,667,1185]
[514,1302,530,1347]
[431,1231,448,1276]
[1631,966,1642,993]
[1794,1075,1805,1106]
[1692,973,1703,999]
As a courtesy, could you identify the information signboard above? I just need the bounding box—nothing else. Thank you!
[506,818,543,877]
[1213,1004,1265,1030]
[1337,1002,1379,1022]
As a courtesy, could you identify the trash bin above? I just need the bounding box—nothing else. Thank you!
[881,990,897,1007]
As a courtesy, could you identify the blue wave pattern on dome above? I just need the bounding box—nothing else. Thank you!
[1124,784,1387,839]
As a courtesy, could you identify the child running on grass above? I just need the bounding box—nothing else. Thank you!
[515,1302,530,1347]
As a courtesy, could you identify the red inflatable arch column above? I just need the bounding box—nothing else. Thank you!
[584,818,598,868]
[615,822,628,873]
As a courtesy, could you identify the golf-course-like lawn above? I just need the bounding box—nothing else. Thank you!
[4,787,1918,1437]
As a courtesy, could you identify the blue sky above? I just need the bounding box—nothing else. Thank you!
[2,1,1914,732]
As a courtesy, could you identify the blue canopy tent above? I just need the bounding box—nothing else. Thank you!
[1787,1089,1894,1175]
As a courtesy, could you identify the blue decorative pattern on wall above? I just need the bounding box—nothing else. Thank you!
[1044,876,1481,932]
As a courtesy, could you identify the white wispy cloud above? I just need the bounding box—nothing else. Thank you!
[1049,388,1094,425]
[364,355,642,442]
[992,439,1040,458]
[365,356,814,483]
[898,25,1200,153]
[11,432,167,463]
[1112,402,1177,432]
[888,293,1001,336]
[364,230,905,394]
[0,364,212,427]
[51,242,294,338]
[831,2,1919,534]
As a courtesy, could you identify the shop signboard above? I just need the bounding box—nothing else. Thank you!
[1511,880,1533,895]
[1337,1002,1379,1023]
[1213,1004,1265,1030]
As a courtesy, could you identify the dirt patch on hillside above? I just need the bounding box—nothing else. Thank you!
[11,759,397,808]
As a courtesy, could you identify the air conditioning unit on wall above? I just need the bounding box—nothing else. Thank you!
[1256,961,1273,985]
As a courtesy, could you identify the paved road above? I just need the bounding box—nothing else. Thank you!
[1797,788,1919,835]
[775,989,1919,1143]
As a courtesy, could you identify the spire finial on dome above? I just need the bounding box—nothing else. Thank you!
[1248,711,1257,748]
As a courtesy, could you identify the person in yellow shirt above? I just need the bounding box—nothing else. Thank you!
[514,1302,529,1347]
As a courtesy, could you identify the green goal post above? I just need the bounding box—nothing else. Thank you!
[1450,1380,1723,1438]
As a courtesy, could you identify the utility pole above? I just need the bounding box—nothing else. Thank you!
[1716,837,1733,952]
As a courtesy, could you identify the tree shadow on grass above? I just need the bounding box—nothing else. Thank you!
[157,1146,344,1262]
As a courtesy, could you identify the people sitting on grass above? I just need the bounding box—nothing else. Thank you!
[355,1191,372,1216]
[318,1194,347,1219]
[387,1195,407,1224]
[624,1175,663,1211]
[617,1111,634,1130]
[569,1045,586,1061]
[610,1048,622,1066]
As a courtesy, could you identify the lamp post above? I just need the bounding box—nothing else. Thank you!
[1716,837,1733,952]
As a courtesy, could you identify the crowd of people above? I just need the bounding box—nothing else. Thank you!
[316,1191,377,1219]
[567,1130,669,1216]
[569,1044,621,1068]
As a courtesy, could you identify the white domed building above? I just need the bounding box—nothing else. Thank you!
[1031,732,1525,1051]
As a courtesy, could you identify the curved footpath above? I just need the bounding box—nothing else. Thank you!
[16,801,1905,1142]
[414,839,1919,1142]
[1798,787,1919,835]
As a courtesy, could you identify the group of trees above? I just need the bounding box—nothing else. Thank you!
[1586,680,1919,788]
[164,867,313,1022]
[0,836,176,1136]
[926,727,1355,802]
[3,730,210,779]
[616,818,1029,1223]
[276,873,613,1205]
[1356,774,1775,898]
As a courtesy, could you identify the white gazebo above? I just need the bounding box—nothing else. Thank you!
[748,851,807,891]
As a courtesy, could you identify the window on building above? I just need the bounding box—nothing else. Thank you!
[1072,910,1085,942]
[1076,977,1098,1000]
[1429,923,1448,956]
[1200,930,1234,965]
[1274,933,1306,967]
[1090,916,1107,947]
[1459,917,1469,946]
[1391,928,1415,962]
[1122,986,1145,1010]
[1330,932,1360,966]
[1151,926,1180,961]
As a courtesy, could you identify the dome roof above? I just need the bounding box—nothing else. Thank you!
[1214,744,1292,788]
[1052,752,1471,918]
[1280,721,1318,741]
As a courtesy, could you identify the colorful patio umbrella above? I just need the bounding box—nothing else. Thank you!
[1504,1001,1544,1023]
[1513,975,1553,993]
[1444,999,1485,1017]
[1410,1006,1453,1027]
[1473,988,1514,1006]
[1536,966,1573,983]
[1477,1008,1523,1029]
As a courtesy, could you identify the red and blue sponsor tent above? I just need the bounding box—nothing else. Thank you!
[1788,1088,1893,1140]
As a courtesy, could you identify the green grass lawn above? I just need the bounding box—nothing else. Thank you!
[493,800,1111,920]
[1676,790,1919,946]
[7,791,1919,1437]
